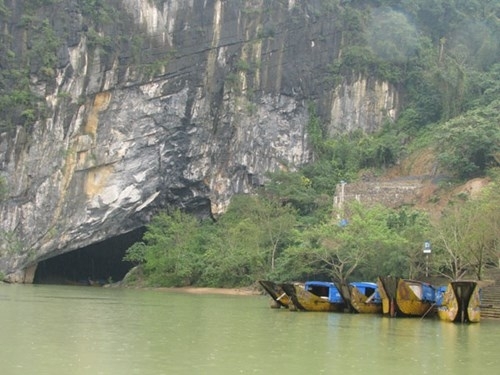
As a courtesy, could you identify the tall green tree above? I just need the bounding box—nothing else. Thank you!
[200,194,297,286]
[467,178,500,276]
[435,101,500,179]
[263,171,317,216]
[431,205,477,280]
[430,178,500,280]
[366,7,418,64]
[124,209,205,286]
[381,208,432,279]
[201,213,265,287]
[278,202,406,283]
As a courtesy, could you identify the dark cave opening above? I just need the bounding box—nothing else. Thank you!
[33,228,145,285]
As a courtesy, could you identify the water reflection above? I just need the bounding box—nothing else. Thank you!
[1,284,499,374]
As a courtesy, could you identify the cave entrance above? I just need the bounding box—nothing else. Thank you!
[33,228,145,285]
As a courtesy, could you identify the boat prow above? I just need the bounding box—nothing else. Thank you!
[258,280,291,308]
[349,282,382,314]
[377,276,436,318]
[437,281,480,323]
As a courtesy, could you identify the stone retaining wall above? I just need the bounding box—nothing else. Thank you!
[334,178,425,209]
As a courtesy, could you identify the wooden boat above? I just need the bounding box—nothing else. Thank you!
[349,282,383,314]
[335,281,382,314]
[258,280,291,308]
[377,276,436,317]
[281,281,347,312]
[437,281,480,323]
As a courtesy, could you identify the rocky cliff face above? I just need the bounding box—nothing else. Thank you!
[0,0,399,280]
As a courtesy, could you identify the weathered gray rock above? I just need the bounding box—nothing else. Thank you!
[0,0,399,280]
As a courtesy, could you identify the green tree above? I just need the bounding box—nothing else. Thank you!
[124,209,205,286]
[430,181,500,281]
[435,101,500,179]
[277,202,406,283]
[201,214,264,287]
[184,194,298,287]
[366,7,419,64]
[263,171,318,216]
[256,199,297,271]
[431,205,475,280]
[383,208,432,279]
[467,178,500,276]
[467,64,500,109]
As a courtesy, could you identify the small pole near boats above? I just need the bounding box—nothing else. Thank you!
[423,241,431,277]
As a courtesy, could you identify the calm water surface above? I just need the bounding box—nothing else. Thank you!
[1,284,499,375]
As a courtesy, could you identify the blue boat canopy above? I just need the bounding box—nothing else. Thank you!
[421,283,437,302]
[434,285,448,306]
[350,281,381,303]
[304,281,344,303]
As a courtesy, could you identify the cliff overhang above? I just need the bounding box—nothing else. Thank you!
[0,0,399,282]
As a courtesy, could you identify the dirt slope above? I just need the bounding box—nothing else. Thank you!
[377,148,490,218]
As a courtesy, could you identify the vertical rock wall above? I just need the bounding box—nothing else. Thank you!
[0,0,399,279]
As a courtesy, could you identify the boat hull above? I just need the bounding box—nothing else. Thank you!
[281,283,346,312]
[437,281,480,323]
[377,276,435,317]
[258,280,291,308]
[337,282,382,314]
[349,284,382,314]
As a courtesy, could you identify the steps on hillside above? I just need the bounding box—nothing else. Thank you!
[480,268,500,320]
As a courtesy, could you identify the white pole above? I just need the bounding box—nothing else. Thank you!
[340,180,345,210]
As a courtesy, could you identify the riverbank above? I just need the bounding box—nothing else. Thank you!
[154,286,261,296]
[115,266,262,295]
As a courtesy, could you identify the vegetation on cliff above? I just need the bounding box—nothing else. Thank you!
[1,1,500,284]
[0,0,167,133]
[124,171,500,287]
[122,0,500,287]
[1,0,498,134]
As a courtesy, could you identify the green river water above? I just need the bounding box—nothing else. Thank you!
[1,284,499,375]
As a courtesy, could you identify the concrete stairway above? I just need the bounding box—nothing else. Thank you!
[480,268,500,320]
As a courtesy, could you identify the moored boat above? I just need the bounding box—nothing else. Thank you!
[349,281,383,314]
[258,280,291,308]
[437,281,480,323]
[281,281,347,312]
[377,276,436,317]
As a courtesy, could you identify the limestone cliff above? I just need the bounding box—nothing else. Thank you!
[0,0,399,280]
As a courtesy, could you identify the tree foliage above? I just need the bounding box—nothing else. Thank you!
[430,179,500,281]
[200,195,297,286]
[124,209,205,286]
[271,202,429,283]
[125,171,500,286]
[366,7,419,64]
[308,202,405,283]
[124,196,298,287]
[434,101,500,179]
[7,0,492,286]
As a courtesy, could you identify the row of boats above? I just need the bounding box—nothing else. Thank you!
[259,276,482,323]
